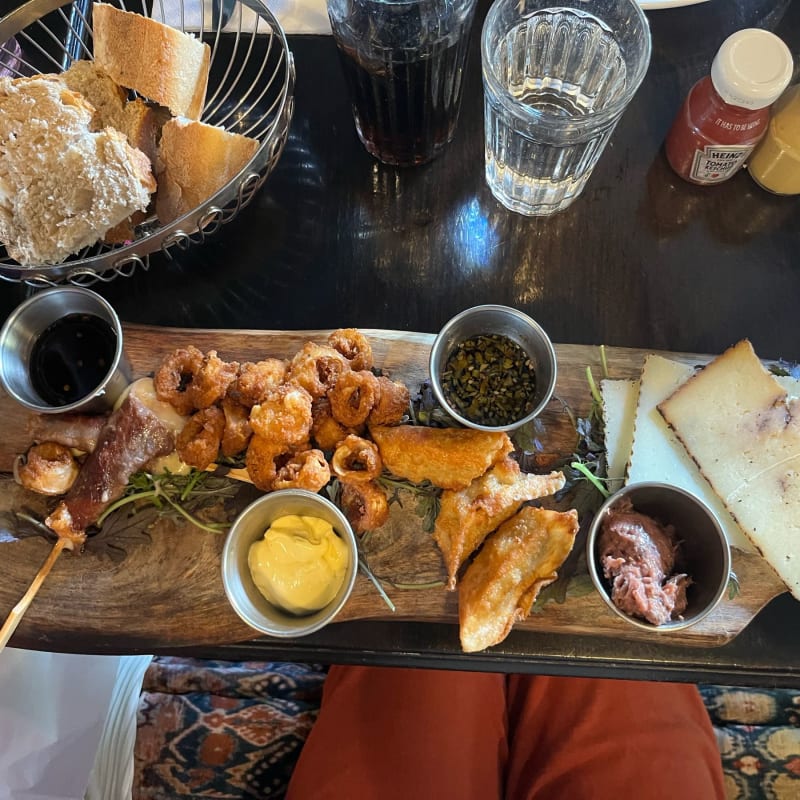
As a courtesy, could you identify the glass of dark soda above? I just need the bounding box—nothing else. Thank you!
[327,0,478,167]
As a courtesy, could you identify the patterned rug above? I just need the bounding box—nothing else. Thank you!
[699,685,800,800]
[133,658,326,799]
[133,658,800,800]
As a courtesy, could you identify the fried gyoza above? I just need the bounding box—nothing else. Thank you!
[369,425,514,490]
[458,506,579,653]
[434,457,566,589]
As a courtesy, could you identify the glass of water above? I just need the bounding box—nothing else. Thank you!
[481,0,651,216]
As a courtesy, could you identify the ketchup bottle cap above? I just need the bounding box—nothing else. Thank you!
[710,28,794,110]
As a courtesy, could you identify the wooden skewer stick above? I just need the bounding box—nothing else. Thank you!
[205,463,253,485]
[0,464,253,652]
[0,538,69,653]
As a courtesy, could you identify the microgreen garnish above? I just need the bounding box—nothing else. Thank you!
[376,474,441,533]
[95,469,239,534]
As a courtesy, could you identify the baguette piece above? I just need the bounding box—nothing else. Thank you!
[62,59,169,165]
[0,74,156,265]
[658,339,800,600]
[92,2,210,119]
[155,117,259,224]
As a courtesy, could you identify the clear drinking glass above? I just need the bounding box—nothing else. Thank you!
[481,0,651,216]
[327,0,478,167]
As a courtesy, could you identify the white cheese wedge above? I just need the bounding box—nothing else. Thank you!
[626,354,755,552]
[600,378,638,491]
[659,340,800,600]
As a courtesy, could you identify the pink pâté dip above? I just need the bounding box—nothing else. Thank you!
[598,497,691,626]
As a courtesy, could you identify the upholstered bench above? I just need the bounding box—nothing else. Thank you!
[133,658,800,800]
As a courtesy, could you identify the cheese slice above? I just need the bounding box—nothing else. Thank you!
[627,354,754,552]
[659,340,800,599]
[600,377,638,491]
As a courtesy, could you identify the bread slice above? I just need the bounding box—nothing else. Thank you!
[0,74,156,265]
[92,2,210,119]
[62,59,169,165]
[658,340,800,599]
[155,117,259,224]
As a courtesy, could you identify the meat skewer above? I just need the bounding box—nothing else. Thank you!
[0,382,177,649]
[0,538,69,652]
[45,384,177,546]
[27,412,109,454]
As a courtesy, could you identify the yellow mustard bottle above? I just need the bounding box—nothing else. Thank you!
[747,84,800,195]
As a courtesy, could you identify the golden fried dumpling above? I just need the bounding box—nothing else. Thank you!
[458,506,579,653]
[434,457,565,589]
[369,424,513,490]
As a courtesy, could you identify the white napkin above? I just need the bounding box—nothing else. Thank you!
[0,648,151,800]
[268,0,330,34]
[162,0,331,35]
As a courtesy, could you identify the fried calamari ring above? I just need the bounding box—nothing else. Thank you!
[154,345,204,416]
[329,370,379,427]
[331,434,382,483]
[287,342,349,398]
[229,359,288,408]
[245,435,286,491]
[221,396,253,457]
[311,397,360,451]
[15,442,80,496]
[339,480,390,534]
[190,350,239,410]
[176,406,225,469]
[249,383,313,448]
[272,448,332,492]
[327,328,374,372]
[368,376,410,426]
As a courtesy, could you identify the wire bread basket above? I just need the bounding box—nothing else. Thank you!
[0,0,295,286]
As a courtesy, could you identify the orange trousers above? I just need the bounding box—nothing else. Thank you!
[286,666,725,800]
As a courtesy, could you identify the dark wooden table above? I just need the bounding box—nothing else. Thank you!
[2,0,799,686]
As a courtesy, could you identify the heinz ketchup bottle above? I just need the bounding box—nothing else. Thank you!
[665,29,793,186]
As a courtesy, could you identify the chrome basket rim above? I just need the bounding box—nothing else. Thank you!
[0,0,296,286]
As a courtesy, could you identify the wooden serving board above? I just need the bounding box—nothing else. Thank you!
[0,326,788,653]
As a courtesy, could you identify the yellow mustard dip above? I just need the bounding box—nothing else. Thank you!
[248,514,349,615]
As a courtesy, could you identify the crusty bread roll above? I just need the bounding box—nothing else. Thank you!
[0,74,156,265]
[156,117,259,224]
[92,2,210,119]
[62,59,170,165]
